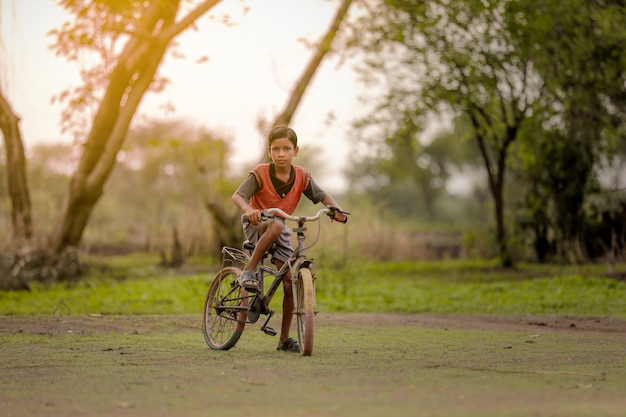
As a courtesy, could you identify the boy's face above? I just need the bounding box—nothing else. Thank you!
[268,137,299,168]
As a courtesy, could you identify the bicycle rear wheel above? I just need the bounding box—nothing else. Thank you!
[293,267,315,356]
[203,266,248,350]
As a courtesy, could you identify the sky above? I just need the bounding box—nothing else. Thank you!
[1,0,362,192]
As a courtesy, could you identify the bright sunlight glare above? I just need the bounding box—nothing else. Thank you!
[0,0,361,192]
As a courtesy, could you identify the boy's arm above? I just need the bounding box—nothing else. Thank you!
[232,192,262,225]
[321,194,348,223]
[233,174,263,225]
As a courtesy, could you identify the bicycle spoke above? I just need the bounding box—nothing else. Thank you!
[203,267,247,350]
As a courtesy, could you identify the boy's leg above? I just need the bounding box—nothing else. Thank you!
[274,260,295,348]
[240,219,284,292]
[244,219,283,271]
[263,223,298,352]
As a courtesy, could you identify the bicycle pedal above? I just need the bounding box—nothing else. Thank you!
[262,326,277,336]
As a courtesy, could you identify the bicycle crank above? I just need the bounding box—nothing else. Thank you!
[260,311,277,336]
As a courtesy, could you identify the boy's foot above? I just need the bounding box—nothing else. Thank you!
[277,337,300,353]
[238,270,259,293]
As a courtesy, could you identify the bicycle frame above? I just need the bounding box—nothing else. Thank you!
[244,209,320,333]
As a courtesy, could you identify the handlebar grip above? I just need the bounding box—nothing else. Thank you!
[260,210,277,220]
[242,211,272,223]
[327,206,350,223]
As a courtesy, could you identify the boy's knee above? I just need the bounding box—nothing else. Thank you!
[268,219,284,235]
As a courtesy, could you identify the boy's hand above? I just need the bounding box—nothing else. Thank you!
[245,209,262,225]
[333,211,348,223]
[328,206,349,224]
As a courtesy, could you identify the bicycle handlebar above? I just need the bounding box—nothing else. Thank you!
[263,206,350,223]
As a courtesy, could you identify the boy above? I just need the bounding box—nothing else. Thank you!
[232,125,348,352]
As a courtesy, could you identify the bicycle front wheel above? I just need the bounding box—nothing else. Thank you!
[293,267,315,356]
[203,266,248,350]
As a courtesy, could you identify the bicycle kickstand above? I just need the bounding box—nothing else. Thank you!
[260,310,277,336]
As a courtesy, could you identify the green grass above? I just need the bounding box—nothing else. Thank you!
[1,255,625,318]
[318,259,626,317]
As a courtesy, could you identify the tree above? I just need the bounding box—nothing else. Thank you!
[346,110,479,221]
[48,0,223,254]
[506,0,626,261]
[347,0,537,266]
[123,120,241,255]
[0,0,224,288]
[0,87,33,243]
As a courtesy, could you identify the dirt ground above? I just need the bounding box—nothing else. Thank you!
[2,313,626,417]
[1,312,625,336]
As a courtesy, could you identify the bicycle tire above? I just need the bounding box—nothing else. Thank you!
[203,266,248,350]
[293,267,315,356]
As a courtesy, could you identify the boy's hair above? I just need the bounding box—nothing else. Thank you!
[268,125,298,148]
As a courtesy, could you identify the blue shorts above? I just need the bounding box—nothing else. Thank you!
[242,216,293,264]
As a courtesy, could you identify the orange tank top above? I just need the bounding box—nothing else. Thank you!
[249,163,311,216]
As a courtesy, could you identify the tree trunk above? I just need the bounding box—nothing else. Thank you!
[471,112,516,268]
[160,226,184,268]
[0,88,33,243]
[273,0,354,127]
[205,198,243,252]
[50,0,222,253]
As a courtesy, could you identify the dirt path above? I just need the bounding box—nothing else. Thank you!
[1,312,624,336]
[2,314,626,417]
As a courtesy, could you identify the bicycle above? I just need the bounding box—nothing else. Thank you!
[202,205,349,356]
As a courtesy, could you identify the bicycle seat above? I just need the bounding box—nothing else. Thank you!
[242,240,276,255]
